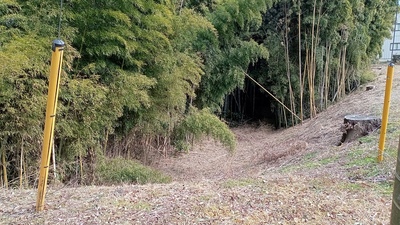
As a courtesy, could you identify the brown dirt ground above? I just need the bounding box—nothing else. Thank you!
[1,64,400,224]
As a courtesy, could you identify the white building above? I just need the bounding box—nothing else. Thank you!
[380,11,400,61]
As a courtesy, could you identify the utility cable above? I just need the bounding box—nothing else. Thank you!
[58,0,63,39]
[243,71,302,122]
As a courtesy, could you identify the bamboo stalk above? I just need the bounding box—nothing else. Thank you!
[23,156,27,188]
[79,149,83,182]
[0,167,2,187]
[307,46,313,118]
[298,0,303,122]
[283,104,288,128]
[1,143,8,189]
[340,45,347,98]
[333,48,342,102]
[20,136,24,189]
[309,0,317,118]
[324,43,331,109]
[52,139,57,181]
[179,0,185,13]
[303,45,309,108]
[252,82,256,117]
[313,1,322,115]
[390,136,400,223]
[284,1,296,125]
[103,129,108,156]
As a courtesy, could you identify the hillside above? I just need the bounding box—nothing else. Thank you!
[1,64,400,224]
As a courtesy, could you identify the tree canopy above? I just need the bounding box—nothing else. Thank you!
[0,0,396,186]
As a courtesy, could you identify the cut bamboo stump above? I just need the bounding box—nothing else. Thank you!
[340,115,381,144]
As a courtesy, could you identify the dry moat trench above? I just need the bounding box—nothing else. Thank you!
[153,64,399,182]
[1,64,400,224]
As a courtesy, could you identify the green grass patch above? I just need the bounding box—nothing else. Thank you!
[309,178,378,193]
[199,194,214,202]
[348,155,376,167]
[386,123,399,135]
[344,140,396,189]
[333,179,393,195]
[96,157,172,185]
[336,180,393,196]
[222,178,260,188]
[303,152,317,160]
[303,156,338,169]
[385,146,398,159]
[338,182,364,191]
[373,181,393,196]
[280,152,339,173]
[345,148,380,179]
[133,201,152,211]
[358,135,376,144]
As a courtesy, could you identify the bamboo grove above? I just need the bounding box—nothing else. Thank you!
[0,0,397,187]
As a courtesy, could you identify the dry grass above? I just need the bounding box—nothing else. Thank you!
[1,64,399,224]
[0,177,392,224]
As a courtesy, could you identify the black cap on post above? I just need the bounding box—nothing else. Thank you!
[52,39,65,52]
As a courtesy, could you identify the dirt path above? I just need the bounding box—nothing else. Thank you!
[154,63,399,182]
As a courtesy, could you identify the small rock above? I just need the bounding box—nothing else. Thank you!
[365,85,375,91]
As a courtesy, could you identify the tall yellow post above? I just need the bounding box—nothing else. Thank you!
[36,40,65,211]
[378,62,395,162]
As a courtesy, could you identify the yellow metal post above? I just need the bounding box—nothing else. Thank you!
[378,63,395,162]
[36,40,64,211]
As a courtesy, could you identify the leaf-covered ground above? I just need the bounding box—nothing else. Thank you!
[0,177,391,224]
[1,64,399,224]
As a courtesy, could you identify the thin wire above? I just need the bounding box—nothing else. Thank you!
[243,71,302,122]
[58,0,63,39]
